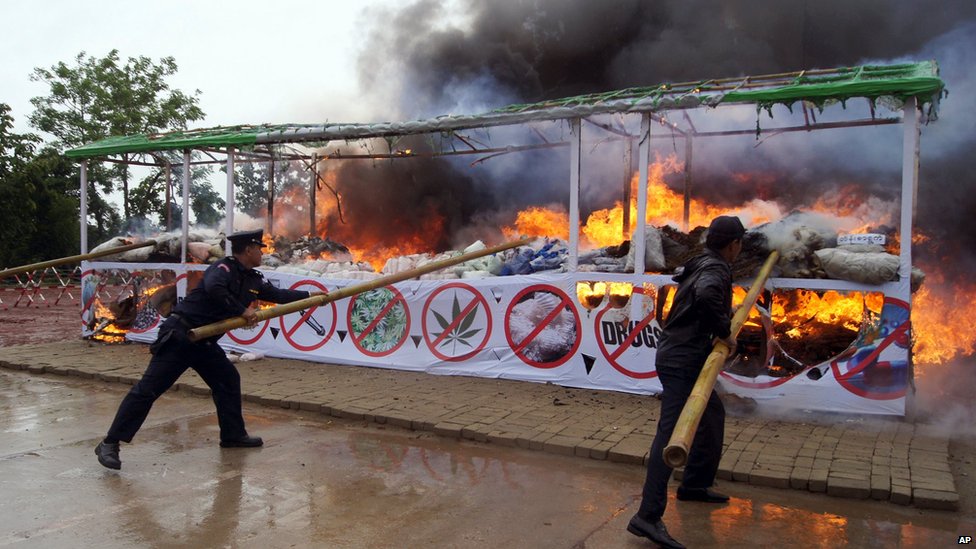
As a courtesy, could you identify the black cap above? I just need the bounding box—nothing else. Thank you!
[227,229,265,248]
[708,216,746,239]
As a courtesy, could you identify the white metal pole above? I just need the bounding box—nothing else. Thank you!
[633,114,651,275]
[79,161,88,253]
[899,97,919,301]
[226,148,235,256]
[182,150,190,264]
[900,96,920,419]
[568,118,581,271]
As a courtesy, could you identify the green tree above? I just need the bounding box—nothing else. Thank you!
[22,148,80,261]
[230,161,268,217]
[0,104,79,267]
[227,155,308,219]
[167,153,224,228]
[0,103,41,267]
[28,49,205,227]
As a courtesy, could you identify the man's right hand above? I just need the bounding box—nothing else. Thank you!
[242,304,259,327]
[715,335,737,355]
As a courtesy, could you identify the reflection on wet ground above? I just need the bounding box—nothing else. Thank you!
[0,370,970,548]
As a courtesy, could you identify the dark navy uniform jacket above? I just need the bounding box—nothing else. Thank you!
[655,248,733,369]
[172,256,309,330]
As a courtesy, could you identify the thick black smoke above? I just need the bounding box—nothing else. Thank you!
[353,0,976,273]
[361,0,974,114]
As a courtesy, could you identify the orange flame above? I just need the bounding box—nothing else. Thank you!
[503,206,569,241]
[911,266,976,368]
[91,300,129,344]
[262,233,276,254]
[504,155,773,248]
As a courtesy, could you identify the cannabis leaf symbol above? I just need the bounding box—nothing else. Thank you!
[432,292,482,350]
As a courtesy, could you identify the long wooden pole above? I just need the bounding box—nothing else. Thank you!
[187,237,531,342]
[662,251,779,468]
[0,240,157,279]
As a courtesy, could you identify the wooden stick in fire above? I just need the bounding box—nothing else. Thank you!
[187,237,532,342]
[0,240,157,279]
[662,250,780,469]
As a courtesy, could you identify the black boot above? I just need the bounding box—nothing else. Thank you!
[676,486,730,503]
[220,435,263,448]
[627,515,685,549]
[95,441,121,470]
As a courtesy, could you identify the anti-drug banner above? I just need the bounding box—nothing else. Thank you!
[125,271,909,416]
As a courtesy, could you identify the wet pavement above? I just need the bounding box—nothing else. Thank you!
[0,340,960,513]
[1,368,973,548]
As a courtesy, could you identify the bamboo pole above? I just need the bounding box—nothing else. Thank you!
[187,237,531,342]
[0,240,157,279]
[662,251,780,469]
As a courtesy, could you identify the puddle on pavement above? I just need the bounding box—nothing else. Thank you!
[0,369,971,548]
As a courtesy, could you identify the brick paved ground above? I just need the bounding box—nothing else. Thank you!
[0,340,958,510]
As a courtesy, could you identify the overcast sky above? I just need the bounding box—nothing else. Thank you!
[1,0,406,135]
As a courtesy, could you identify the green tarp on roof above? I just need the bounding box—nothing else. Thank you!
[65,61,944,159]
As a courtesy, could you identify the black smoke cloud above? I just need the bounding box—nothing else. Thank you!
[361,0,974,114]
[351,0,976,273]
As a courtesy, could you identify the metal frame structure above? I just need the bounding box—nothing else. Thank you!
[66,62,942,413]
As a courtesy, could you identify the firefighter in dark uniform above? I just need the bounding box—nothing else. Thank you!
[95,229,319,470]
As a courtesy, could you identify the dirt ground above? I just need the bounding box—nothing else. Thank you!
[2,292,975,522]
[0,288,84,346]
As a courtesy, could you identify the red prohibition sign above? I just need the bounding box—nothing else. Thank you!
[422,282,492,362]
[594,287,658,379]
[504,284,581,369]
[346,286,411,358]
[829,297,910,400]
[279,279,336,352]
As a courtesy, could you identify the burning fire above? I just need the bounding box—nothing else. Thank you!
[91,300,128,343]
[767,289,884,339]
[345,212,446,272]
[504,206,570,241]
[911,266,976,367]
[502,155,776,248]
[240,154,975,371]
[262,232,276,253]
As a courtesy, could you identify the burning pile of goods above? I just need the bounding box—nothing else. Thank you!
[89,230,227,263]
[87,210,924,289]
[586,211,926,287]
[264,238,570,280]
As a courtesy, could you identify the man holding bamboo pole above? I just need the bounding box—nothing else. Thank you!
[627,216,746,549]
[95,229,323,470]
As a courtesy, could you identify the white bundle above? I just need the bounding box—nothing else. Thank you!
[463,240,486,254]
[308,259,330,273]
[187,242,212,262]
[119,245,153,262]
[838,244,886,254]
[154,234,183,257]
[209,244,226,260]
[90,237,133,261]
[814,248,898,285]
[625,226,666,272]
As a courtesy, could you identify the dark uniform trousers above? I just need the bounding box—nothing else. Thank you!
[637,361,726,522]
[106,317,247,443]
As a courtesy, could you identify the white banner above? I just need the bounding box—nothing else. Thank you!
[125,270,908,416]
